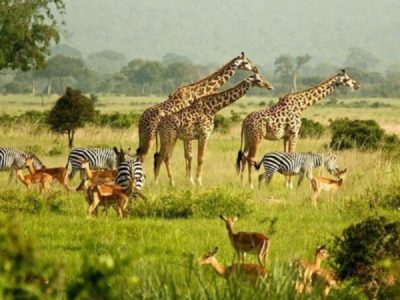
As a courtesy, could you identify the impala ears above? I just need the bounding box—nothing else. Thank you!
[210,247,219,255]
[219,215,226,221]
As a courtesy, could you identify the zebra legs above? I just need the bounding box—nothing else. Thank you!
[183,140,194,185]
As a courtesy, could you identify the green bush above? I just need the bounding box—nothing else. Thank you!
[97,112,140,128]
[67,255,132,300]
[0,217,63,299]
[132,188,253,219]
[299,118,326,138]
[332,216,400,298]
[214,114,232,134]
[329,118,385,150]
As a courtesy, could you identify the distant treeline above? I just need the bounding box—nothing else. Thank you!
[1,47,399,98]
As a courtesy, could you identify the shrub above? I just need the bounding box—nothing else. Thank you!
[132,188,253,219]
[214,115,232,134]
[299,118,326,138]
[97,112,140,128]
[329,118,385,150]
[332,216,400,298]
[0,217,63,299]
[66,255,132,300]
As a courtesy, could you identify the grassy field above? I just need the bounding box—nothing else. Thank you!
[1,94,399,299]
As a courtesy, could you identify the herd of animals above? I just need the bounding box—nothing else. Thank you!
[0,52,362,296]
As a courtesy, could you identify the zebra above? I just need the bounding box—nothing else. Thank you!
[252,152,338,189]
[65,147,119,182]
[0,147,44,182]
[115,158,146,199]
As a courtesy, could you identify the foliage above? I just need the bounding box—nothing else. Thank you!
[329,118,385,150]
[299,118,326,138]
[132,188,253,219]
[0,0,65,71]
[0,217,63,299]
[96,112,140,128]
[332,216,400,298]
[344,47,380,72]
[66,255,131,300]
[46,87,95,148]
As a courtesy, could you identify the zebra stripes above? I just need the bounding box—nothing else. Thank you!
[0,147,44,171]
[65,148,117,180]
[253,152,338,188]
[115,158,145,198]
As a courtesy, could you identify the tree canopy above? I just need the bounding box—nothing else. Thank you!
[0,0,65,71]
[47,87,95,148]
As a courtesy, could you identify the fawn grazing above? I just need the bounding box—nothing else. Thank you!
[311,168,347,207]
[26,157,71,192]
[82,177,136,218]
[16,168,53,193]
[220,215,270,266]
[76,159,117,191]
[199,247,268,285]
[293,245,335,296]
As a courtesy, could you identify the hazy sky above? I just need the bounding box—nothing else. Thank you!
[60,0,400,67]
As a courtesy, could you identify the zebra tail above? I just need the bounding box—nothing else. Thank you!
[235,122,245,173]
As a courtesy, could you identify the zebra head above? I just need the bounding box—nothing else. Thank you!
[323,153,339,175]
[114,147,139,167]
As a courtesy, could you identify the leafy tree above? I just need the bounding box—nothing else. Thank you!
[87,50,127,74]
[162,53,192,65]
[50,44,82,59]
[344,47,379,72]
[34,55,89,95]
[133,61,164,95]
[332,216,400,298]
[47,87,95,148]
[0,0,65,71]
[274,54,311,91]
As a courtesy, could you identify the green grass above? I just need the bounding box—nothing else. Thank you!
[0,95,400,299]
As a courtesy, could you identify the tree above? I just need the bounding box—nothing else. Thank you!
[344,47,379,72]
[133,61,164,95]
[34,55,89,95]
[47,87,95,148]
[274,54,311,92]
[0,0,65,71]
[87,50,127,74]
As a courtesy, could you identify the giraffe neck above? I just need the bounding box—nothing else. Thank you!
[203,80,252,115]
[285,75,339,113]
[187,57,239,92]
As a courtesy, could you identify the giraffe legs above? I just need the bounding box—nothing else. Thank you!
[245,140,259,189]
[287,135,298,189]
[154,133,177,186]
[183,140,194,185]
[196,137,208,186]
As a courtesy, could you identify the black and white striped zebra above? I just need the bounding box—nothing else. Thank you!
[0,147,44,181]
[253,152,338,189]
[65,147,118,181]
[115,157,145,199]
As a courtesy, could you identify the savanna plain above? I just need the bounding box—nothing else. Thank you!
[1,95,399,299]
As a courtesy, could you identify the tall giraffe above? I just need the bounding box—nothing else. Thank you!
[236,70,360,188]
[136,52,258,162]
[154,72,273,186]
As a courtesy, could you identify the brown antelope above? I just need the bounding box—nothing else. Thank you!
[25,157,71,192]
[16,168,53,193]
[219,215,270,266]
[313,268,339,297]
[76,159,117,191]
[293,245,331,295]
[83,177,136,218]
[198,247,268,285]
[311,168,347,207]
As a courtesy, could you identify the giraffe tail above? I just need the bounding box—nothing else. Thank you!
[153,128,160,173]
[235,122,245,173]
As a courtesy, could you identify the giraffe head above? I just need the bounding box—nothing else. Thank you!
[246,72,274,90]
[334,70,360,91]
[233,52,258,72]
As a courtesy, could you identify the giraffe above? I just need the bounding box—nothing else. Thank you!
[136,52,258,162]
[236,70,360,188]
[154,72,273,186]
